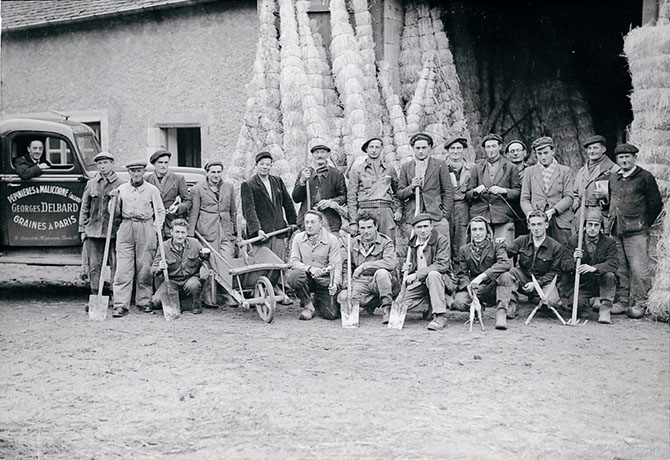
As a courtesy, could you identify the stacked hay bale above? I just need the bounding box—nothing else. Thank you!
[398,3,421,105]
[624,16,670,321]
[378,60,411,167]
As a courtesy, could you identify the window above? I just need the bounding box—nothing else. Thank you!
[47,137,73,165]
[9,133,77,172]
[159,127,202,168]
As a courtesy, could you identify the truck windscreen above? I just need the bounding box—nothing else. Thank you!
[72,127,100,169]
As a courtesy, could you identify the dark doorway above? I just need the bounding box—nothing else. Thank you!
[176,127,201,168]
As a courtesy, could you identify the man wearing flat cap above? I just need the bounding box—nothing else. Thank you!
[572,135,619,236]
[109,159,166,317]
[398,132,454,245]
[146,149,191,239]
[504,140,531,236]
[561,208,618,324]
[445,136,474,257]
[293,144,347,233]
[347,137,401,241]
[520,136,574,246]
[608,143,662,319]
[466,133,521,247]
[241,151,297,261]
[401,213,454,331]
[79,151,125,309]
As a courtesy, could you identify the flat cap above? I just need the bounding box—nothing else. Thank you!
[531,136,555,151]
[412,213,433,225]
[409,132,433,146]
[310,144,331,153]
[204,159,224,171]
[445,136,468,149]
[504,139,527,153]
[585,207,603,223]
[481,133,503,147]
[582,135,607,148]
[125,159,147,169]
[613,143,639,156]
[255,151,273,163]
[149,149,171,164]
[361,137,383,152]
[93,151,114,162]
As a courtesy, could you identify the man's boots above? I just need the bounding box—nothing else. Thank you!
[598,299,612,324]
[611,302,627,315]
[495,308,508,330]
[382,305,391,324]
[191,295,203,315]
[427,313,447,330]
[626,306,644,319]
[299,302,316,320]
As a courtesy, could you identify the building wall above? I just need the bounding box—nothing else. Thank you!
[1,1,257,167]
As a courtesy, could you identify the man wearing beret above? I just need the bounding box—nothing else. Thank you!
[397,133,454,242]
[504,140,531,236]
[466,133,521,247]
[401,213,453,331]
[608,143,662,318]
[561,208,618,324]
[293,144,347,233]
[14,139,51,180]
[520,136,574,246]
[347,137,401,241]
[109,160,166,317]
[241,152,297,261]
[445,136,474,257]
[145,149,191,239]
[79,151,125,309]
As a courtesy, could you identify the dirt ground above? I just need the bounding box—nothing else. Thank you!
[0,264,668,460]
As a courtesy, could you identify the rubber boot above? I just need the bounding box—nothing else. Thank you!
[598,299,612,324]
[495,308,508,330]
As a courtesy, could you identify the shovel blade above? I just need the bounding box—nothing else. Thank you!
[388,300,408,330]
[161,287,181,321]
[88,295,109,321]
[341,300,359,328]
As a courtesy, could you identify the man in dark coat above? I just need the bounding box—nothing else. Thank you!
[145,149,191,239]
[293,144,347,233]
[445,136,474,258]
[452,216,516,330]
[241,151,297,261]
[608,143,663,318]
[14,139,51,179]
[504,139,530,236]
[466,133,521,246]
[561,208,618,324]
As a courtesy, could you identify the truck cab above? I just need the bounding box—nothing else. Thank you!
[0,117,205,266]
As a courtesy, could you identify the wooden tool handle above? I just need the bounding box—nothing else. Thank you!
[238,227,292,247]
[97,195,117,296]
[157,230,170,284]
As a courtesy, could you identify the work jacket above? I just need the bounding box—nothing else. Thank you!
[241,174,297,238]
[146,171,192,236]
[14,154,50,180]
[289,227,342,285]
[348,232,397,280]
[466,158,520,224]
[347,157,400,221]
[561,234,618,275]
[455,218,511,291]
[520,162,574,229]
[506,234,563,286]
[188,179,237,245]
[79,171,125,238]
[608,166,663,236]
[151,236,205,282]
[293,166,347,232]
[407,229,451,282]
[448,161,474,203]
[397,157,454,223]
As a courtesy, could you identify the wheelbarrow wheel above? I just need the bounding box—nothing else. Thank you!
[254,276,276,323]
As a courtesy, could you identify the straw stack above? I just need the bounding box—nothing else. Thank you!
[329,0,369,165]
[647,201,670,321]
[405,64,435,136]
[378,60,411,167]
[399,2,422,105]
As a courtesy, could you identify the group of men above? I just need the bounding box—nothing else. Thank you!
[18,127,659,328]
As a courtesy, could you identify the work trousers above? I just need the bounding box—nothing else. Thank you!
[153,276,201,311]
[358,204,396,242]
[452,272,516,312]
[615,233,652,307]
[562,271,616,315]
[492,222,515,247]
[508,267,558,307]
[451,201,469,257]
[84,237,117,294]
[403,271,449,314]
[548,220,572,247]
[113,220,157,310]
[286,268,339,320]
[337,269,397,312]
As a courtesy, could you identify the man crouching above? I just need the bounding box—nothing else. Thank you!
[150,219,209,314]
[337,212,398,324]
[402,213,453,330]
[287,210,342,320]
[451,216,516,330]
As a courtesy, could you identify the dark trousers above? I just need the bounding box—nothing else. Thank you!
[84,237,116,294]
[561,272,616,315]
[286,268,339,320]
[152,276,202,311]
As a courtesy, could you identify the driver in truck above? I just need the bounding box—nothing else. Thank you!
[14,139,51,179]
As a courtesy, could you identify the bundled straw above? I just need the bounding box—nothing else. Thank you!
[647,201,670,321]
[399,2,422,105]
[405,64,435,135]
[378,60,411,168]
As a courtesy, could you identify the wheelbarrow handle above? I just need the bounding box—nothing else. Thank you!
[237,227,294,247]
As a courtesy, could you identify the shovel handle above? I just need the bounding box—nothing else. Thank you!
[97,195,117,296]
[157,230,170,284]
[237,227,293,247]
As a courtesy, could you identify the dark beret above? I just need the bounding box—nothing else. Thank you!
[445,136,468,149]
[125,159,147,169]
[613,143,639,156]
[481,133,503,147]
[149,149,171,164]
[255,151,273,164]
[531,136,555,151]
[583,135,607,148]
[93,151,114,162]
[412,213,433,226]
[504,140,526,153]
[361,137,383,152]
[310,144,331,153]
[409,132,433,147]
[204,159,224,171]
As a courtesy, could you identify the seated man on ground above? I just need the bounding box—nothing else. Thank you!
[287,210,342,321]
[337,212,398,324]
[561,208,618,324]
[402,213,454,331]
[451,216,516,330]
[506,210,564,315]
[150,219,209,314]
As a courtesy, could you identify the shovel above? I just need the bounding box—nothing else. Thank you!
[88,195,117,321]
[157,231,181,321]
[341,233,359,328]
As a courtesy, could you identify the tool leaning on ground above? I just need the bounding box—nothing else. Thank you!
[388,186,422,330]
[156,229,181,321]
[464,284,485,332]
[524,275,568,326]
[88,195,117,321]
[341,232,360,328]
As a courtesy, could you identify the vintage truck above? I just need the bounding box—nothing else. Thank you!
[0,117,205,266]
